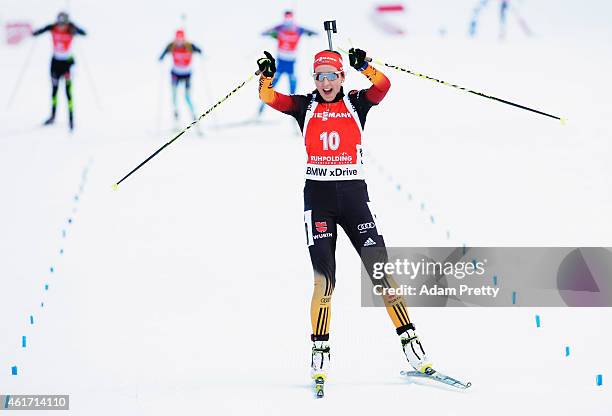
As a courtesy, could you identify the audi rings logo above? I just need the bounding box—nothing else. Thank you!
[358,222,376,233]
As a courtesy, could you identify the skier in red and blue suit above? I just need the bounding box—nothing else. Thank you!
[257,10,317,117]
[159,29,202,122]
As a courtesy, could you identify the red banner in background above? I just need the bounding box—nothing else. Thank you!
[372,3,406,35]
[376,4,405,12]
[6,22,32,45]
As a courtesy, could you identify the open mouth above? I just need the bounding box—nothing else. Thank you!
[322,88,333,94]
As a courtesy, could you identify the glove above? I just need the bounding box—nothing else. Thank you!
[257,51,276,77]
[348,48,368,71]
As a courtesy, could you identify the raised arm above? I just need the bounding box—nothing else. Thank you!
[71,23,86,36]
[257,51,300,112]
[31,24,53,36]
[159,43,171,61]
[299,26,318,37]
[259,77,301,113]
[191,43,203,54]
[261,25,281,39]
[349,48,390,104]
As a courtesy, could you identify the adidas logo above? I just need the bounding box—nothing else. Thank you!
[363,238,376,247]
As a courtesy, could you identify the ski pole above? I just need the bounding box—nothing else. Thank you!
[338,47,565,123]
[113,70,260,189]
[199,59,220,129]
[509,4,534,37]
[154,64,164,135]
[78,47,104,111]
[6,37,38,109]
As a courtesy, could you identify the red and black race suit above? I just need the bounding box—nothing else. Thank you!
[32,23,86,61]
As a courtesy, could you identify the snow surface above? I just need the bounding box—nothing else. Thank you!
[1,0,611,414]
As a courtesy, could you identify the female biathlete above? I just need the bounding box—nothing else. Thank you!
[256,48,431,388]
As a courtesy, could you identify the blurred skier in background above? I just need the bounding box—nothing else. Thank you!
[469,0,489,37]
[256,48,431,395]
[32,11,86,131]
[256,10,317,118]
[469,0,531,40]
[159,29,202,125]
[469,0,510,39]
[499,0,509,40]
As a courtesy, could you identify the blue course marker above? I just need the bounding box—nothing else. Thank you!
[40,302,44,308]
[396,184,401,191]
[29,315,34,325]
[596,374,603,386]
[74,194,79,201]
[493,275,498,285]
[4,394,9,407]
[50,267,54,273]
[565,346,570,357]
[11,366,17,375]
[44,284,49,291]
[430,215,435,224]
[512,291,517,305]
[60,249,64,255]
[62,230,66,238]
[68,218,73,224]
[535,314,541,328]
[22,336,26,348]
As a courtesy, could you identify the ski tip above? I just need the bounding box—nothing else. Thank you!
[560,117,567,125]
[112,183,119,191]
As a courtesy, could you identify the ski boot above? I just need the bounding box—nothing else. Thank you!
[44,106,56,125]
[43,114,55,126]
[399,324,432,374]
[311,340,330,398]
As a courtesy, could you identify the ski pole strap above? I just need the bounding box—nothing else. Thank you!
[113,72,257,189]
[338,47,565,123]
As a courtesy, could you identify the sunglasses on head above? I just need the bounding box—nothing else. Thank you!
[313,71,342,82]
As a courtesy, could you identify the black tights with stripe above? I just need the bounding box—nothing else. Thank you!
[304,179,413,341]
